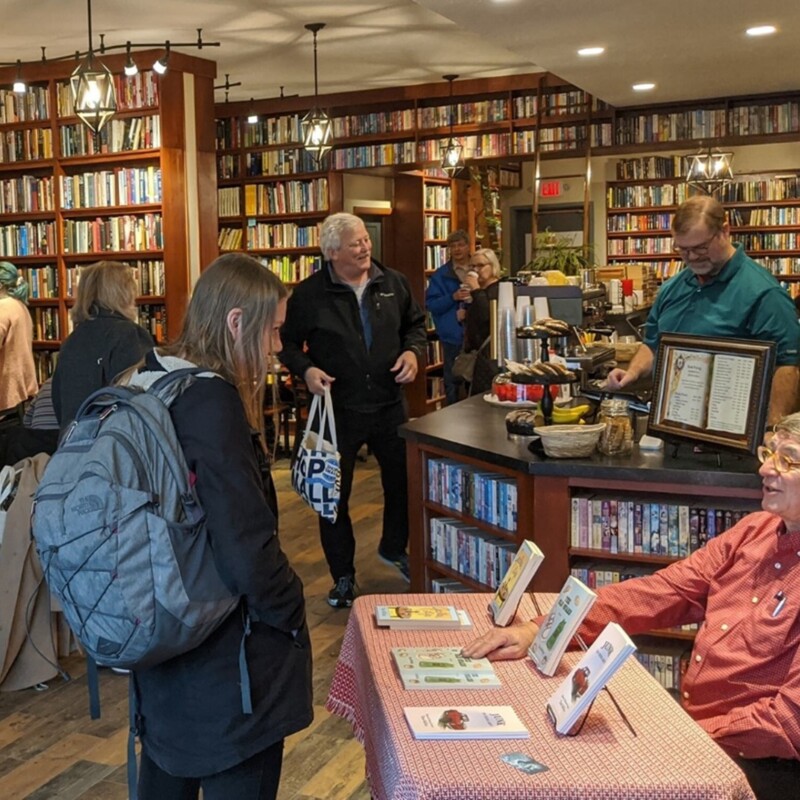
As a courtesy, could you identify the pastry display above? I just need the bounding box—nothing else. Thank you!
[516,317,572,338]
[504,359,576,385]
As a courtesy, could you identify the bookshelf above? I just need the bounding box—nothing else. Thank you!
[606,156,800,286]
[0,50,218,382]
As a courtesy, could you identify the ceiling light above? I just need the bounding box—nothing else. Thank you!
[746,25,776,37]
[124,42,138,77]
[578,47,605,57]
[13,60,26,94]
[300,23,333,164]
[153,42,170,75]
[685,146,734,195]
[440,73,464,178]
[632,82,655,92]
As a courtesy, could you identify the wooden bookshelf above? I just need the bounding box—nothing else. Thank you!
[0,50,218,382]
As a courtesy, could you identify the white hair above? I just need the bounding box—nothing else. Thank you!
[319,212,364,260]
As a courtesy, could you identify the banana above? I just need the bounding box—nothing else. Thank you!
[551,404,591,423]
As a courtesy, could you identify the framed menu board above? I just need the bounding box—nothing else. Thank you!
[648,333,775,454]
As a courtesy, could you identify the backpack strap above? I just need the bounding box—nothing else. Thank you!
[128,671,143,800]
[86,655,101,720]
[238,606,253,715]
[146,366,217,407]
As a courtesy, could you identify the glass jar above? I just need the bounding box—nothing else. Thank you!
[597,398,634,456]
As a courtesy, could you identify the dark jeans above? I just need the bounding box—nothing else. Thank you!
[733,755,800,800]
[320,401,408,580]
[441,340,463,406]
[138,740,284,800]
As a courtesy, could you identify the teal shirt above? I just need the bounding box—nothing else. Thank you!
[643,244,800,366]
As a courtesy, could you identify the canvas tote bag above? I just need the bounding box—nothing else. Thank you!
[291,386,342,522]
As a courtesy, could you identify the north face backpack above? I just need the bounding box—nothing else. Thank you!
[31,366,244,692]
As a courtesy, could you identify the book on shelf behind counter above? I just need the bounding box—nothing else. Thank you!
[528,576,597,677]
[546,622,637,735]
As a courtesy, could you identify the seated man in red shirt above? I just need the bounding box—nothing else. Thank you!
[463,413,800,800]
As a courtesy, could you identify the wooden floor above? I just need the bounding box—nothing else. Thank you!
[0,455,408,799]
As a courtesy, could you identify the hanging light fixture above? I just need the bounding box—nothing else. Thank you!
[440,74,464,177]
[685,146,734,195]
[123,42,138,77]
[69,0,117,134]
[300,22,333,164]
[13,60,26,94]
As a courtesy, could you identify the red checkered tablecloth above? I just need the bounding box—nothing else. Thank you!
[326,593,755,800]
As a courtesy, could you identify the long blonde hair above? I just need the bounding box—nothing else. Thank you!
[160,253,288,434]
[71,261,138,324]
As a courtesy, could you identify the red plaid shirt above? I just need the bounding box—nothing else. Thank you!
[579,511,800,760]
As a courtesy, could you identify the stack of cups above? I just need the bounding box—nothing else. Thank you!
[517,304,536,363]
[498,307,517,367]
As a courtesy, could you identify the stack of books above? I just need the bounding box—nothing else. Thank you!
[391,646,500,690]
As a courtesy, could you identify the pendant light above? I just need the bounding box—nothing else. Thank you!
[685,146,734,195]
[69,0,117,134]
[440,74,464,177]
[301,23,333,165]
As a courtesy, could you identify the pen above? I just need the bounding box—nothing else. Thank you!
[772,591,787,618]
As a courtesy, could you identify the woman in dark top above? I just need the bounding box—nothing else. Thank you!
[52,260,153,428]
[131,254,311,799]
[463,248,502,395]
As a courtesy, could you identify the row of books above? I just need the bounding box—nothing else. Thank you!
[429,516,517,589]
[615,156,687,180]
[245,148,319,177]
[240,119,302,149]
[60,166,162,209]
[136,304,167,343]
[738,232,800,251]
[426,375,445,401]
[256,254,323,284]
[0,221,55,256]
[59,116,161,157]
[331,141,417,170]
[607,212,673,233]
[245,222,320,250]
[218,226,243,251]
[570,496,753,557]
[0,175,55,214]
[217,187,241,217]
[768,259,800,277]
[417,99,509,129]
[423,216,451,240]
[425,339,442,366]
[55,71,159,117]
[62,214,163,254]
[425,244,449,270]
[129,260,166,297]
[427,457,518,531]
[430,577,471,593]
[19,265,58,298]
[215,119,241,151]
[217,155,241,181]
[30,307,60,341]
[0,86,50,123]
[423,184,452,211]
[607,183,691,209]
[333,109,416,138]
[33,349,58,383]
[728,207,800,226]
[726,101,799,136]
[0,128,53,164]
[418,133,511,161]
[718,176,800,203]
[607,238,675,256]
[635,649,689,695]
[615,110,728,144]
[243,178,329,216]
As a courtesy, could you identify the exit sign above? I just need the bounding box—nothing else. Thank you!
[540,180,561,197]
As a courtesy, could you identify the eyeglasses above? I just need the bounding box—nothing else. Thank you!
[672,232,718,258]
[757,445,800,474]
[471,262,491,268]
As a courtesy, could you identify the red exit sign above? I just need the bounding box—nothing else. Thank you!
[540,180,561,197]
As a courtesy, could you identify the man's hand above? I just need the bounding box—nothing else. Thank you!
[604,367,634,391]
[460,621,538,661]
[304,366,335,396]
[456,307,467,323]
[391,351,418,384]
[453,287,471,302]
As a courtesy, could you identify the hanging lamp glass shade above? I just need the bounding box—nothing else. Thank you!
[441,137,464,177]
[70,54,117,133]
[685,147,734,195]
[301,106,333,161]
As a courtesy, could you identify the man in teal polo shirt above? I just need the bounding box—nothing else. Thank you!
[606,195,799,423]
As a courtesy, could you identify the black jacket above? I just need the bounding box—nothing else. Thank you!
[279,260,426,412]
[134,351,312,777]
[52,307,154,427]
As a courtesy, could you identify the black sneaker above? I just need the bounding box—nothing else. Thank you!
[378,550,411,583]
[328,576,356,608]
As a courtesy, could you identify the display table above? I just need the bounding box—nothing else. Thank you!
[326,593,754,800]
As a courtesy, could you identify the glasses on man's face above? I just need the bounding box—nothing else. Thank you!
[672,232,718,258]
[757,445,800,474]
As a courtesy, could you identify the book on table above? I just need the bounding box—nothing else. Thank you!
[375,604,472,630]
[403,706,529,739]
[392,646,500,690]
[528,575,597,677]
[489,539,545,627]
[546,621,637,735]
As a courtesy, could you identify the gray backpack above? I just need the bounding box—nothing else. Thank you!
[31,367,241,677]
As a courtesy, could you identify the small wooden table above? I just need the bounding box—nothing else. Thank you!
[326,592,754,800]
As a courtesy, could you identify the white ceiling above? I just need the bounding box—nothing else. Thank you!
[3,0,799,107]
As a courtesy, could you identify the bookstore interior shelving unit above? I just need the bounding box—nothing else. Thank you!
[0,50,218,382]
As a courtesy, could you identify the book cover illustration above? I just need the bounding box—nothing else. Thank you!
[392,647,494,675]
[489,539,545,627]
[528,575,597,677]
[375,605,463,629]
[400,670,502,690]
[546,622,637,735]
[403,706,529,740]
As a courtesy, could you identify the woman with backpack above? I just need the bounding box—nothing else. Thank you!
[131,254,311,799]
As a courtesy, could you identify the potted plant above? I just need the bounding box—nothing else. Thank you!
[527,230,593,276]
